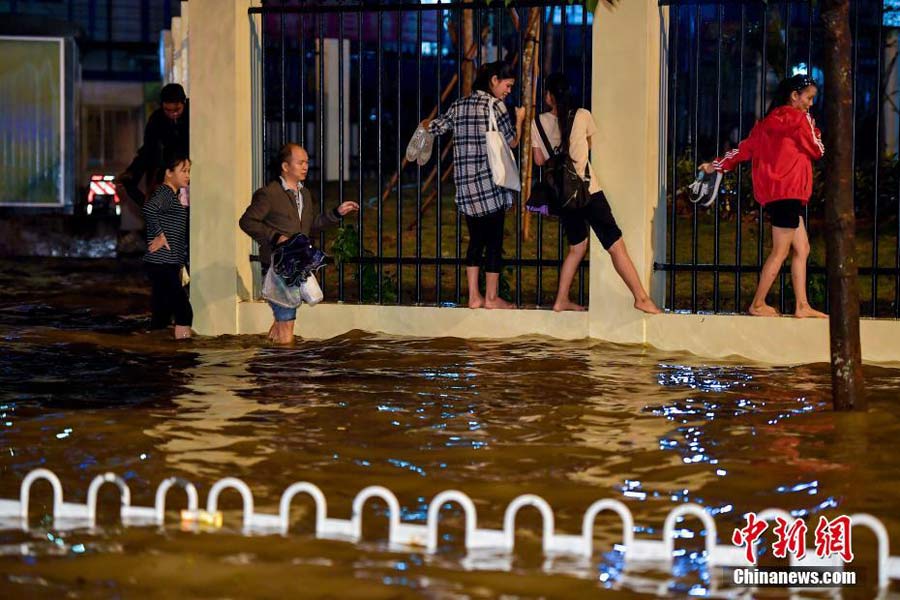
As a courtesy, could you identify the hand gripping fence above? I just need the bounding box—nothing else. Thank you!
[3,469,900,591]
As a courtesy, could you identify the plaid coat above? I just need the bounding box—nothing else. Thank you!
[428,90,517,217]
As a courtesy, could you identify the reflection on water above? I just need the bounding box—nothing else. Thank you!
[1,258,899,597]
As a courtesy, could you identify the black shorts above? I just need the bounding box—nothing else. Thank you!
[560,191,623,250]
[766,199,804,229]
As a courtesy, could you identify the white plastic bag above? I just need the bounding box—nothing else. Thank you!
[261,267,304,308]
[485,101,521,191]
[299,274,323,306]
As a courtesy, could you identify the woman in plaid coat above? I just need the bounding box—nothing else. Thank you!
[424,61,526,309]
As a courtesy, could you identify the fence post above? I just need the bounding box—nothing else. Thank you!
[591,0,664,343]
[188,0,258,335]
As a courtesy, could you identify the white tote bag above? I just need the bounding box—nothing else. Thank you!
[485,101,521,192]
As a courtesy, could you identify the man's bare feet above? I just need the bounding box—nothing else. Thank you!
[174,325,192,339]
[795,304,828,319]
[484,297,515,309]
[634,297,662,314]
[468,295,485,309]
[553,299,586,312]
[749,302,779,317]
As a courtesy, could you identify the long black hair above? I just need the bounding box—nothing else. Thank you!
[766,74,817,115]
[472,60,517,95]
[544,72,575,149]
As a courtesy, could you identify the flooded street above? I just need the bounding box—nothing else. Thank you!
[1,258,899,598]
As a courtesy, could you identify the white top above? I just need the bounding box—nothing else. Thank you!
[531,107,602,194]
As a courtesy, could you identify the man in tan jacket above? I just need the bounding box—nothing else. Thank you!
[240,143,358,344]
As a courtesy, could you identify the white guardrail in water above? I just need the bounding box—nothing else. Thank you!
[1,469,898,593]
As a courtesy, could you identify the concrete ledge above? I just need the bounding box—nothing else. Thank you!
[237,301,590,341]
[645,312,900,366]
[237,300,900,366]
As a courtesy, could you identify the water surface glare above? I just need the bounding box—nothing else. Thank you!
[1,258,899,597]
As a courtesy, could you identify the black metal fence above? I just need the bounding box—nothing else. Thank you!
[658,0,900,318]
[251,0,592,307]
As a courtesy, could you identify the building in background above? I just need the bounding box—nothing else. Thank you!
[0,0,183,214]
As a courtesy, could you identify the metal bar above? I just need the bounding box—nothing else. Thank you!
[757,1,768,299]
[668,4,680,309]
[436,6,444,305]
[559,5,568,303]
[691,4,701,312]
[872,0,885,316]
[455,3,463,304]
[280,8,286,145]
[536,7,546,306]
[250,1,576,15]
[416,10,423,304]
[299,13,306,147]
[262,9,268,198]
[358,10,364,303]
[318,13,327,294]
[329,256,586,269]
[654,263,900,276]
[778,0,789,315]
[713,3,723,312]
[378,11,385,303]
[339,12,346,302]
[396,11,403,304]
[579,2,589,307]
[735,3,746,311]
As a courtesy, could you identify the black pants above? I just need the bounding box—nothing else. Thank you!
[560,191,623,250]
[464,209,505,273]
[146,263,193,329]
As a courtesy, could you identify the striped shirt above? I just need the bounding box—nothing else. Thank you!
[428,90,517,217]
[143,184,188,265]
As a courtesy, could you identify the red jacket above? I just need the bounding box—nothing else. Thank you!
[712,106,824,205]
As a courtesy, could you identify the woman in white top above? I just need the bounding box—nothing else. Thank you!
[532,73,660,314]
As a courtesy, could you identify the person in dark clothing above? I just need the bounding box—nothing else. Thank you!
[118,83,190,206]
[143,154,193,340]
[239,143,359,345]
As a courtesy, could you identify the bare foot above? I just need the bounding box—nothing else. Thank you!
[174,325,192,339]
[795,305,828,319]
[748,303,779,317]
[553,300,587,312]
[484,297,515,309]
[468,295,485,309]
[634,297,662,314]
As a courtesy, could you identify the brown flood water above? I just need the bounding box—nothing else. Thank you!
[1,257,899,598]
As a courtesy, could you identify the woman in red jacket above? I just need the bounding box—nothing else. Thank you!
[700,74,826,318]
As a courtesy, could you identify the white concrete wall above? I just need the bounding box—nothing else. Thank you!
[189,0,257,335]
[188,0,900,367]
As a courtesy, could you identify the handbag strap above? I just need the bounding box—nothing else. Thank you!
[534,114,557,159]
[487,99,499,132]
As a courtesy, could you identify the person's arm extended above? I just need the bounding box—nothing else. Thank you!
[700,129,757,174]
[422,104,457,137]
[309,191,360,237]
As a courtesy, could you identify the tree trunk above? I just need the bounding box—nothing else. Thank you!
[462,0,474,95]
[821,0,866,410]
[519,8,542,240]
